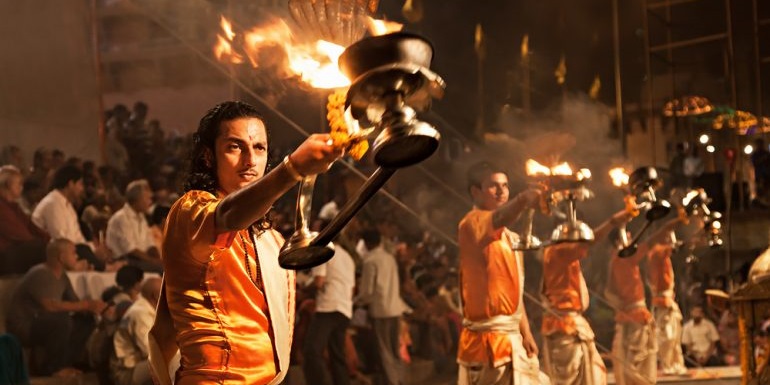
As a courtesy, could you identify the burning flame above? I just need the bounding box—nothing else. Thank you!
[214,16,244,64]
[366,16,403,36]
[526,159,582,177]
[221,16,236,41]
[551,162,572,176]
[213,15,405,89]
[577,168,591,181]
[609,167,629,187]
[526,159,551,176]
[214,16,349,89]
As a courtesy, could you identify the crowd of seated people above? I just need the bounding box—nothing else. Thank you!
[0,101,466,385]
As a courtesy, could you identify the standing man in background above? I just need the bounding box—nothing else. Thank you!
[302,239,356,385]
[356,228,409,385]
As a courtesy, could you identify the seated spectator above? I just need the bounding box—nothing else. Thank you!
[0,165,49,274]
[17,179,44,216]
[5,238,107,377]
[27,147,54,192]
[87,286,134,385]
[51,149,66,170]
[106,180,162,273]
[1,145,26,173]
[33,165,113,271]
[101,265,145,305]
[110,277,161,385]
[81,188,113,241]
[105,115,130,175]
[682,305,722,367]
[98,165,126,212]
[718,308,740,365]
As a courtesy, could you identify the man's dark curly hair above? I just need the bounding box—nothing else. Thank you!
[184,101,271,194]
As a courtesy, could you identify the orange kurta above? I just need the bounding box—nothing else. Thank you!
[541,243,589,336]
[606,250,651,324]
[457,208,520,367]
[646,243,675,307]
[156,191,295,385]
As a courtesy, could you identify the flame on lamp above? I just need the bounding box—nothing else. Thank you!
[215,16,349,89]
[609,167,629,187]
[577,168,592,181]
[551,162,573,176]
[214,16,404,90]
[526,159,583,178]
[526,159,552,176]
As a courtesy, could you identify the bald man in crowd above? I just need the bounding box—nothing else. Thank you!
[6,238,106,377]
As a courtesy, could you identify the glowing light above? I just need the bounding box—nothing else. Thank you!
[525,159,584,178]
[706,145,715,153]
[525,159,551,176]
[744,144,754,155]
[551,162,573,176]
[699,134,709,144]
[215,16,350,89]
[366,17,403,36]
[609,167,629,187]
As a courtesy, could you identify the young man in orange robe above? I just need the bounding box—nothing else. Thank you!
[456,161,549,385]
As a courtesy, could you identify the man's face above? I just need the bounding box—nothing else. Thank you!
[692,307,704,322]
[6,174,23,201]
[133,188,153,213]
[66,179,85,202]
[59,242,79,270]
[471,172,509,210]
[214,117,268,194]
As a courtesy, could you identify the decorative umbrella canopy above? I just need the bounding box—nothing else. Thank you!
[288,0,379,47]
[712,110,759,135]
[748,116,770,135]
[662,95,713,117]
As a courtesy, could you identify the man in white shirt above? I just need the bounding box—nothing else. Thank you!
[682,305,721,367]
[106,180,161,272]
[356,229,408,385]
[32,165,111,270]
[111,277,161,385]
[302,243,356,385]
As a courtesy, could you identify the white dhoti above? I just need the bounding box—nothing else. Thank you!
[653,301,686,375]
[612,321,657,385]
[542,313,606,385]
[458,315,550,385]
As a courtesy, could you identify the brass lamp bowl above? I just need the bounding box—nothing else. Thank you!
[338,32,444,168]
[629,166,671,221]
[279,32,445,269]
[551,221,595,244]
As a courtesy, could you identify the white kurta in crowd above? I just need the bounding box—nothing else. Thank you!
[32,189,86,244]
[106,203,155,256]
[681,318,720,360]
[310,245,355,318]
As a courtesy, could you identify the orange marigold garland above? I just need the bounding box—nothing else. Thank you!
[326,89,369,160]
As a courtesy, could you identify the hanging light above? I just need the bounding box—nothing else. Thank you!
[699,134,709,144]
[706,145,715,153]
[744,144,754,155]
